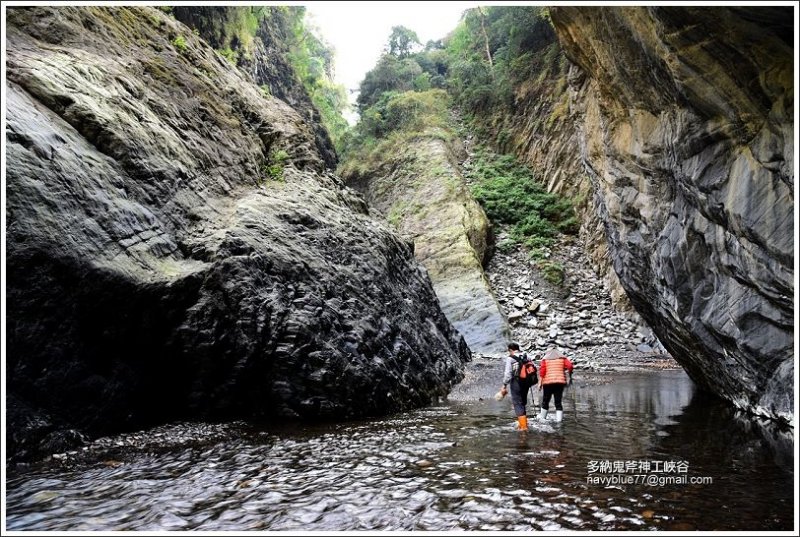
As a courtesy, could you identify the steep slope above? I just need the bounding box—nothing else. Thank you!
[549,6,794,422]
[6,6,470,460]
[475,37,629,308]
[170,6,339,168]
[340,92,510,354]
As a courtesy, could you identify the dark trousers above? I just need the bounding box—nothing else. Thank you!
[509,378,530,417]
[541,383,566,411]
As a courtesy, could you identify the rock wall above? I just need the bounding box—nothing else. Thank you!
[6,6,469,460]
[171,6,338,168]
[483,43,630,308]
[549,6,794,422]
[342,135,510,354]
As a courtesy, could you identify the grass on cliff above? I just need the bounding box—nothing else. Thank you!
[338,89,453,177]
[465,146,578,283]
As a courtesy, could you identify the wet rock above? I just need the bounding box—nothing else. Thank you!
[6,394,88,462]
[5,6,470,461]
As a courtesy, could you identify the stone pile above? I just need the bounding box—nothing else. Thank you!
[482,233,677,372]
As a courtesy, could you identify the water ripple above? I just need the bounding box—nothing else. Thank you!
[6,370,793,531]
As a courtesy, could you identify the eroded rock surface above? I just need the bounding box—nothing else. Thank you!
[343,135,510,354]
[550,6,794,422]
[6,6,469,460]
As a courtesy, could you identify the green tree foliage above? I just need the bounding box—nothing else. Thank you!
[356,27,451,112]
[281,7,350,151]
[444,6,557,113]
[386,25,422,58]
[338,89,452,177]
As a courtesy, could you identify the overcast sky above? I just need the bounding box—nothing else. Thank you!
[306,1,476,92]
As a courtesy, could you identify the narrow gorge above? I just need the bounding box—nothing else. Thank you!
[3,4,795,533]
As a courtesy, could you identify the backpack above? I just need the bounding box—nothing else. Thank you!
[513,353,538,385]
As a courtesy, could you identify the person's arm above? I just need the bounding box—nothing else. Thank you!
[538,359,546,390]
[564,357,574,385]
[502,357,513,389]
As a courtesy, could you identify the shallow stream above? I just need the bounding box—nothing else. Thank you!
[5,361,794,531]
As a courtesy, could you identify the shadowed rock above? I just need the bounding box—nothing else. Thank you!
[550,6,794,422]
[5,6,470,460]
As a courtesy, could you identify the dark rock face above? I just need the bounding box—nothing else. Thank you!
[6,6,469,460]
[550,6,794,422]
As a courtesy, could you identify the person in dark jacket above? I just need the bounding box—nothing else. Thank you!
[499,342,536,430]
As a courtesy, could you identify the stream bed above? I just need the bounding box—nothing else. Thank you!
[5,363,794,531]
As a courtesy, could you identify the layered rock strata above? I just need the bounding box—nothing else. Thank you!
[550,6,794,422]
[343,136,510,354]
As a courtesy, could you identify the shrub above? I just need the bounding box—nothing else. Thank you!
[466,146,577,250]
[171,35,188,53]
[218,47,238,65]
[263,149,290,182]
[538,260,565,285]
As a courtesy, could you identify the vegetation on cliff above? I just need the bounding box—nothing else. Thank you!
[172,6,349,152]
[340,8,578,284]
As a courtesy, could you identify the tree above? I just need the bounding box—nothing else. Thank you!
[386,25,421,58]
[477,6,494,75]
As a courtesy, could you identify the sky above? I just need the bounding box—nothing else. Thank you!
[305,1,476,118]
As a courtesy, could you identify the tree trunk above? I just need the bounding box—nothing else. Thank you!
[477,7,494,78]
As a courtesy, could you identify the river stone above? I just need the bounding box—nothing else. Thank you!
[508,311,525,322]
[551,6,794,422]
[5,6,470,460]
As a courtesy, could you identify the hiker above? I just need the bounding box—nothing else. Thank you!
[499,342,537,430]
[537,347,574,422]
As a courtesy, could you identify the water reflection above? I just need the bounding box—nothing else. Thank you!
[5,368,794,531]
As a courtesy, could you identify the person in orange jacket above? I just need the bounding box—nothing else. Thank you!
[537,347,574,422]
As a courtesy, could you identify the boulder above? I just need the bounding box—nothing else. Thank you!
[5,6,470,459]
